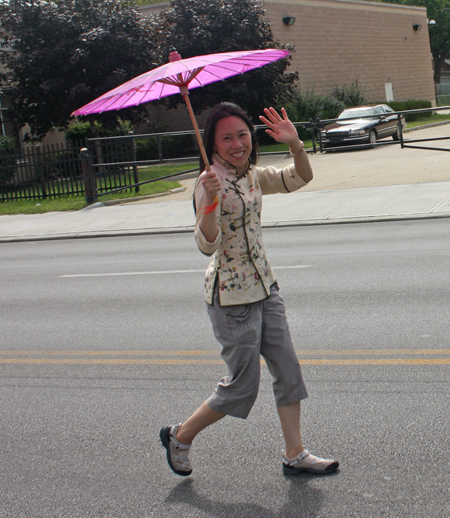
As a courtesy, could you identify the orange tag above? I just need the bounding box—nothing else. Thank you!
[203,195,218,214]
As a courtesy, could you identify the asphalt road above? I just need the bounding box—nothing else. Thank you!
[1,220,450,517]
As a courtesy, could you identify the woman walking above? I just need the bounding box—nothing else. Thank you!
[160,102,339,477]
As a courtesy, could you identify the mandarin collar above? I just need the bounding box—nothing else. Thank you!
[212,153,251,180]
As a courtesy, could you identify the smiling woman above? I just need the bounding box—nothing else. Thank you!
[159,101,340,479]
[213,117,253,176]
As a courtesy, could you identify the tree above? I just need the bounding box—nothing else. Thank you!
[0,0,157,140]
[379,0,450,84]
[426,1,450,84]
[150,0,298,123]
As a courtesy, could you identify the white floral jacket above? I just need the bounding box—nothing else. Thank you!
[194,154,308,306]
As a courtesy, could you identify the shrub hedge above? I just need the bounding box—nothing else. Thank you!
[0,136,18,185]
[135,133,197,161]
[333,80,369,107]
[386,100,432,121]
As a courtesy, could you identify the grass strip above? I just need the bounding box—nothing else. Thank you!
[0,163,195,215]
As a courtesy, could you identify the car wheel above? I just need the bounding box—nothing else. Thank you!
[369,129,377,146]
[392,124,401,141]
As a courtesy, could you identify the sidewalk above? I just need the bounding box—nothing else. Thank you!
[1,124,450,243]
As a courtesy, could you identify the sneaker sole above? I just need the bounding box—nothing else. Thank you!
[283,461,339,476]
[159,426,192,477]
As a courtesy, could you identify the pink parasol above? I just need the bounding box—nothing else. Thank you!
[72,48,289,175]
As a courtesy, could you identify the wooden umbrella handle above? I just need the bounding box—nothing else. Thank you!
[181,88,211,173]
[181,88,218,213]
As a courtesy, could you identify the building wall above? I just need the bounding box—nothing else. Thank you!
[264,0,435,103]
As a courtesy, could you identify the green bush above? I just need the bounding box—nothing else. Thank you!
[0,136,16,155]
[286,86,345,121]
[333,80,369,107]
[387,100,432,121]
[67,120,137,176]
[65,119,133,142]
[65,122,94,142]
[437,95,450,107]
[321,97,347,120]
[135,133,197,161]
[41,150,82,179]
[68,120,198,162]
[0,136,18,185]
[283,86,345,140]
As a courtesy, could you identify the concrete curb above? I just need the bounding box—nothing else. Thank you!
[101,186,187,206]
[2,211,450,244]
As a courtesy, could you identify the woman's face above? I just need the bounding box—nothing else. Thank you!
[214,116,252,175]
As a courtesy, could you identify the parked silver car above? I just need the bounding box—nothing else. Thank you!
[320,104,406,149]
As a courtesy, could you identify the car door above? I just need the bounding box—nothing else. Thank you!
[375,105,391,138]
[379,105,398,137]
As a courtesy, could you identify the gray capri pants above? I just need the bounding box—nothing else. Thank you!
[206,282,308,419]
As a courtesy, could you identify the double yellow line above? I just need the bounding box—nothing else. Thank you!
[1,349,450,365]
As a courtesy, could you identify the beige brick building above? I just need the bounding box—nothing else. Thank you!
[264,0,434,103]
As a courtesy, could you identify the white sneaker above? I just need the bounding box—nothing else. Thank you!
[160,424,192,476]
[283,449,339,475]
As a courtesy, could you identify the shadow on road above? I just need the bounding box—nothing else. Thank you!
[165,473,339,517]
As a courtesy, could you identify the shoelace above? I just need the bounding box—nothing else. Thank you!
[174,445,191,469]
[285,449,310,466]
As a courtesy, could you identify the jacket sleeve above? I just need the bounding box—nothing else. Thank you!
[193,178,222,256]
[257,163,307,195]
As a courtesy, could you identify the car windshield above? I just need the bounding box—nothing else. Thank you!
[338,108,377,119]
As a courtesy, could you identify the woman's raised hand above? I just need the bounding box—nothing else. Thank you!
[259,107,301,149]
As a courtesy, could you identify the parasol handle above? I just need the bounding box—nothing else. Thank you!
[180,86,211,173]
[180,84,218,214]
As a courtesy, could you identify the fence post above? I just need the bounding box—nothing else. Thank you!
[129,131,140,193]
[157,135,163,162]
[397,113,404,149]
[309,118,317,154]
[317,120,324,153]
[35,145,47,199]
[80,148,97,204]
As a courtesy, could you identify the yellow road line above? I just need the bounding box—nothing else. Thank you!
[0,358,450,366]
[0,358,224,365]
[1,348,450,357]
[1,349,449,365]
[0,350,220,356]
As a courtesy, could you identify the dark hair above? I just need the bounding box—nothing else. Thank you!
[199,102,259,172]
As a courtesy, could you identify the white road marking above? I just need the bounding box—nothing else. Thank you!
[60,265,311,278]
[61,270,205,278]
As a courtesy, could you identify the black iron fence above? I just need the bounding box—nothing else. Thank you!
[0,141,85,201]
[1,106,450,203]
[0,131,200,202]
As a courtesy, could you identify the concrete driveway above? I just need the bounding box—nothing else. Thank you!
[134,122,450,205]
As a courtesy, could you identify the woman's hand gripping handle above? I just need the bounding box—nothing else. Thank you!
[197,170,221,243]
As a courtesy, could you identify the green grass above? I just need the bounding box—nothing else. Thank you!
[437,97,450,107]
[406,112,450,129]
[133,0,161,5]
[0,196,88,215]
[259,139,313,153]
[0,162,196,216]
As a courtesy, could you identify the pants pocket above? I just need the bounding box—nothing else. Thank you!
[224,304,252,323]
